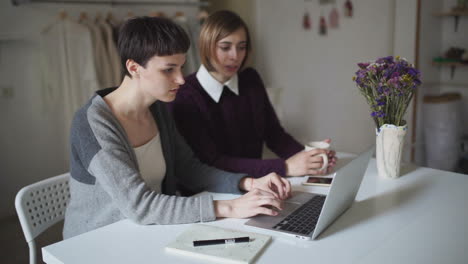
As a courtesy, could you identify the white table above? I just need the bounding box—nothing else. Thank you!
[43,157,468,264]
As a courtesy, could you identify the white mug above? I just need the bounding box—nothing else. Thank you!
[304,141,330,172]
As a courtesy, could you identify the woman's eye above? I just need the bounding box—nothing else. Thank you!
[220,47,230,51]
[238,46,247,51]
[163,68,174,73]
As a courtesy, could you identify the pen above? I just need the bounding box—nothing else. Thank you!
[193,236,250,247]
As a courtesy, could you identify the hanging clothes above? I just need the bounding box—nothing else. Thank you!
[173,15,201,76]
[97,19,123,86]
[80,18,113,88]
[40,17,99,155]
[187,16,202,68]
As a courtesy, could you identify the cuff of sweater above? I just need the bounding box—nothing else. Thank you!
[221,173,247,194]
[199,194,216,222]
[266,158,287,177]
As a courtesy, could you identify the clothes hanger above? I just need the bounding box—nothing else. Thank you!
[148,11,166,17]
[106,11,114,21]
[59,10,68,20]
[95,12,102,23]
[127,11,135,18]
[41,10,67,34]
[173,11,187,22]
[174,11,185,17]
[78,11,88,23]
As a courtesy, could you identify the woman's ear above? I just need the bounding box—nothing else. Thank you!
[126,59,140,78]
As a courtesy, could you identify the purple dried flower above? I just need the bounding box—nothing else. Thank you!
[353,56,422,128]
[376,56,394,64]
[408,68,419,77]
[357,62,370,69]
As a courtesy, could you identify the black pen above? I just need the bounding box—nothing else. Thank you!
[193,236,250,247]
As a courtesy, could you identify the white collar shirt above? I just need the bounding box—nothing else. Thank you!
[195,64,239,103]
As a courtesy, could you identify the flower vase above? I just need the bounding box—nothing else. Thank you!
[375,123,407,178]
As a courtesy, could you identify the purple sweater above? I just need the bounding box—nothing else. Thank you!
[169,67,304,177]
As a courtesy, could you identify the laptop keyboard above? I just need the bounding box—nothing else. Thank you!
[273,195,326,235]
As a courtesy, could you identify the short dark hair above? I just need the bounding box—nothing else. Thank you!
[199,10,251,72]
[118,16,190,77]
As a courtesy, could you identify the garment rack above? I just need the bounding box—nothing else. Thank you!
[12,0,209,7]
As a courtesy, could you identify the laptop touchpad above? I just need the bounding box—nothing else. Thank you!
[286,191,316,204]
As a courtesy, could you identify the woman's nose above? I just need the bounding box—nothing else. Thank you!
[229,49,238,60]
[175,70,185,85]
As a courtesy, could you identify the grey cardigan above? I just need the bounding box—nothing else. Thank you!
[63,88,246,239]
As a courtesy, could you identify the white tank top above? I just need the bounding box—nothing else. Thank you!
[133,134,166,192]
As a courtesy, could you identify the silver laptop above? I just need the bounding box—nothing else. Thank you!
[245,147,374,240]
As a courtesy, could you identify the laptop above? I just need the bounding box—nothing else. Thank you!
[245,147,374,240]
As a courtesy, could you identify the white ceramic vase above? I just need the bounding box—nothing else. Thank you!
[376,123,407,178]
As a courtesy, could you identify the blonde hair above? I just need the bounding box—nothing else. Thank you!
[199,10,251,72]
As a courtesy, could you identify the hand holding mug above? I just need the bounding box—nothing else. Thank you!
[286,140,335,176]
[305,141,330,172]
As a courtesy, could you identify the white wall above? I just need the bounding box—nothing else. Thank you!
[394,0,418,162]
[0,0,200,218]
[253,0,417,155]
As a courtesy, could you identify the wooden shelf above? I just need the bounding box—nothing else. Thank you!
[432,61,468,79]
[433,10,468,31]
[424,82,468,88]
[432,61,468,67]
[433,10,468,16]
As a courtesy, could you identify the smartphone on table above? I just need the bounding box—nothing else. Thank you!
[301,176,333,186]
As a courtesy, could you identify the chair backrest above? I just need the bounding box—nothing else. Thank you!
[15,173,70,244]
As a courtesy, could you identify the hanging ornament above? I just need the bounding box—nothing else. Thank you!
[344,0,353,17]
[319,14,327,35]
[303,10,312,30]
[329,6,339,28]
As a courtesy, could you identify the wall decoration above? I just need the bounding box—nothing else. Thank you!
[303,0,352,35]
[303,1,312,30]
[329,5,339,28]
[303,10,312,30]
[344,0,353,17]
[319,14,327,35]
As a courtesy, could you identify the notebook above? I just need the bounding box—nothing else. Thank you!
[165,224,271,264]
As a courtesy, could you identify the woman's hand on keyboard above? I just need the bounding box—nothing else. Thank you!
[251,173,291,200]
[214,188,283,218]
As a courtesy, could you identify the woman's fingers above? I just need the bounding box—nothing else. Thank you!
[269,176,285,199]
[256,206,279,216]
[251,188,278,200]
[308,160,326,168]
[251,188,283,208]
[280,177,291,197]
[256,197,283,210]
[246,189,283,215]
[305,149,328,157]
[308,169,324,175]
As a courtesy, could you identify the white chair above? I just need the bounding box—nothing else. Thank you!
[15,173,70,264]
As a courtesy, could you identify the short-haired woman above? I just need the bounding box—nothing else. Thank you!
[170,10,337,178]
[64,16,290,239]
